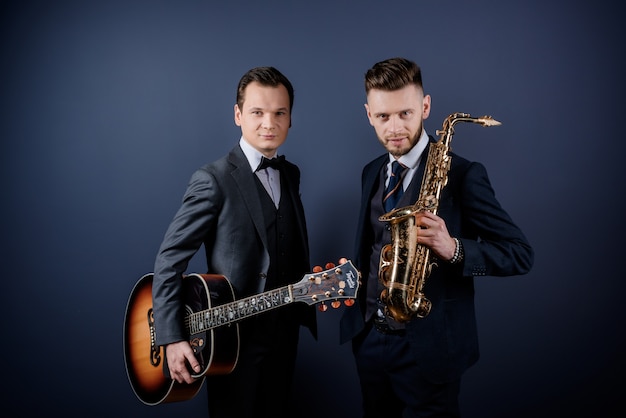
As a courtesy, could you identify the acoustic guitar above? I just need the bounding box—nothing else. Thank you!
[123,260,359,405]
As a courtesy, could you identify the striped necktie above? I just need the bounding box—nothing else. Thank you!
[383,161,407,212]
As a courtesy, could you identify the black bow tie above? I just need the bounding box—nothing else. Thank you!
[256,155,285,171]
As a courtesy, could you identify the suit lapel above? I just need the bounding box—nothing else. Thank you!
[361,154,387,214]
[355,154,387,262]
[228,146,269,248]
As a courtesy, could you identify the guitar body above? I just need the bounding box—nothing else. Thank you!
[123,273,239,405]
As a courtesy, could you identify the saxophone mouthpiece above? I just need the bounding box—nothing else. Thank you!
[478,115,502,127]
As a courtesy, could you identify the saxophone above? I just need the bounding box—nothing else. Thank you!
[378,112,501,322]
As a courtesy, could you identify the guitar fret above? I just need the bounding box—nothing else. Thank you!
[186,286,294,333]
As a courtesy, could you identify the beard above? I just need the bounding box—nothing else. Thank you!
[383,128,422,158]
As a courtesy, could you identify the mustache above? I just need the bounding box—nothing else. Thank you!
[384,134,409,140]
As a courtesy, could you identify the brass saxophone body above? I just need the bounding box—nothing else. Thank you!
[378,112,501,322]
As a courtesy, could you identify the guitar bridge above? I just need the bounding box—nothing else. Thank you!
[147,308,161,367]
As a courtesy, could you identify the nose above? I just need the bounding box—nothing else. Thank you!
[389,115,402,134]
[262,114,275,130]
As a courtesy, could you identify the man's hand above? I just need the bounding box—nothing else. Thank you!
[413,211,456,261]
[165,340,202,384]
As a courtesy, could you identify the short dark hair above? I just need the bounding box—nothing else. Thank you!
[236,66,294,112]
[364,57,423,93]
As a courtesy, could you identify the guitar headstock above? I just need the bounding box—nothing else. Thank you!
[292,259,360,310]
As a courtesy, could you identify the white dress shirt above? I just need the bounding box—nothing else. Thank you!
[239,137,281,208]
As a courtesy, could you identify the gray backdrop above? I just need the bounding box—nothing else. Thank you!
[2,0,624,417]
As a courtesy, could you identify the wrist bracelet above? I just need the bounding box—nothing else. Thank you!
[449,237,464,264]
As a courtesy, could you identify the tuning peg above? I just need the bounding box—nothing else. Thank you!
[312,265,323,273]
[325,262,335,269]
[338,257,348,265]
[318,303,328,312]
[344,299,355,307]
[331,301,341,309]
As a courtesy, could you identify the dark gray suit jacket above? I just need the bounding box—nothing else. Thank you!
[340,137,534,383]
[152,144,314,346]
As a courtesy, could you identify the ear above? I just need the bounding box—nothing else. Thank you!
[234,104,242,126]
[364,103,374,126]
[422,94,431,120]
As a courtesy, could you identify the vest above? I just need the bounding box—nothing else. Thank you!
[254,175,304,289]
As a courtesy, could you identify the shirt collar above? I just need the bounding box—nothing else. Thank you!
[239,137,278,172]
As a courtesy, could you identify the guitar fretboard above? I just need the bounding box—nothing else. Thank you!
[186,285,293,333]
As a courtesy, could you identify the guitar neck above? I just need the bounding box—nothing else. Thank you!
[186,285,293,333]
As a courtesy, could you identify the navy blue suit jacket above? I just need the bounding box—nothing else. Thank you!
[340,137,533,383]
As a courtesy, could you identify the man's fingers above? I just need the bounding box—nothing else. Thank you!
[166,341,201,384]
[186,352,202,374]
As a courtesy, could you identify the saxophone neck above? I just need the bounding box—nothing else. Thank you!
[436,113,502,138]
